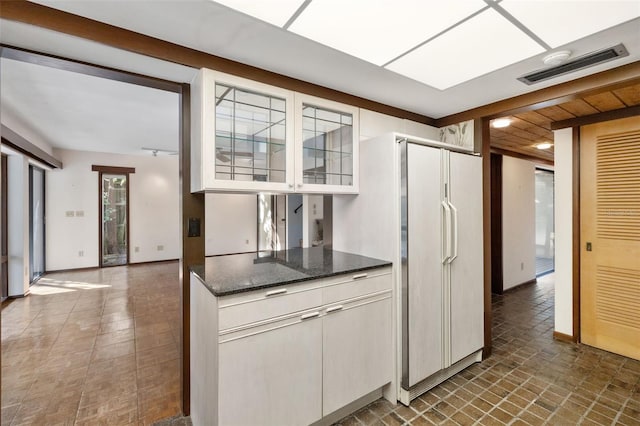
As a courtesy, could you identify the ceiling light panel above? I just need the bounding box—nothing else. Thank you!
[500,0,640,48]
[386,8,544,90]
[213,0,307,27]
[288,0,486,66]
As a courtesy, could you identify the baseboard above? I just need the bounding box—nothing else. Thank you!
[503,278,537,293]
[553,331,576,343]
[45,258,178,274]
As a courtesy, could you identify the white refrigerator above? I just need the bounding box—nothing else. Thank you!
[333,133,484,405]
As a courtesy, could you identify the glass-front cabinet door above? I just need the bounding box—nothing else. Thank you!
[192,69,295,192]
[295,94,359,194]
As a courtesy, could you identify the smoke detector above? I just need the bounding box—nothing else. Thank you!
[543,50,572,66]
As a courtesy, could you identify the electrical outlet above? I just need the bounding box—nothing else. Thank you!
[66,211,75,217]
[78,250,84,257]
[135,246,140,253]
[245,239,249,245]
[521,262,524,270]
[157,245,164,251]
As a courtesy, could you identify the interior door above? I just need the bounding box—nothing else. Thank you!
[449,152,484,364]
[581,116,640,361]
[405,142,443,387]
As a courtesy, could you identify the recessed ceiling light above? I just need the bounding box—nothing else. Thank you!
[492,118,512,128]
[536,142,553,150]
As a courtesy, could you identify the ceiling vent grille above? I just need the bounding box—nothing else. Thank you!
[518,44,629,85]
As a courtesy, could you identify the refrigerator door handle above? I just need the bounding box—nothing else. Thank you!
[448,201,458,264]
[442,200,452,264]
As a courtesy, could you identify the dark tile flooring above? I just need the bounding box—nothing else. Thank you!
[336,274,640,425]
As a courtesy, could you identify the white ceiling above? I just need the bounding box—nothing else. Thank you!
[0,57,180,156]
[23,0,640,119]
[0,0,639,158]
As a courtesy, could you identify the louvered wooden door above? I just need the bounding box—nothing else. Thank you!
[581,116,640,361]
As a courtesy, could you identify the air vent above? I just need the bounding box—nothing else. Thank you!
[518,44,629,85]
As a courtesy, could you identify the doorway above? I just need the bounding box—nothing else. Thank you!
[534,169,554,276]
[1,154,7,300]
[29,165,46,283]
[100,173,129,267]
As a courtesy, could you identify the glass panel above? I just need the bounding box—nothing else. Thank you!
[29,166,45,283]
[258,194,283,251]
[301,104,353,187]
[535,169,555,276]
[102,174,128,267]
[215,83,287,182]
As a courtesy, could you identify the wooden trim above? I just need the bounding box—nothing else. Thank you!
[91,165,136,174]
[490,153,503,295]
[1,44,183,93]
[551,104,640,130]
[490,147,554,167]
[0,1,435,126]
[482,118,492,359]
[1,125,63,168]
[436,61,640,126]
[553,331,575,343]
[179,84,205,415]
[572,127,581,343]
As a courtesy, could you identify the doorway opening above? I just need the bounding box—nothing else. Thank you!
[101,173,129,266]
[1,154,7,300]
[29,164,46,282]
[535,169,554,276]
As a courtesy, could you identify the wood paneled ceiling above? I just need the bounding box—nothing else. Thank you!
[490,82,640,163]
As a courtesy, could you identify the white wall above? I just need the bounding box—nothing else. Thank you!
[360,109,439,141]
[46,149,179,270]
[7,154,30,296]
[205,194,257,256]
[553,128,574,336]
[502,156,536,290]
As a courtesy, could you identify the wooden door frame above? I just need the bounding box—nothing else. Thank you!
[92,166,135,268]
[1,45,204,415]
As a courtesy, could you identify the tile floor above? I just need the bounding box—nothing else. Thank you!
[1,261,182,425]
[3,270,640,426]
[336,274,640,425]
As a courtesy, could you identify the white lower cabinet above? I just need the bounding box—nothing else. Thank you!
[219,313,323,426]
[322,295,393,416]
[190,267,392,426]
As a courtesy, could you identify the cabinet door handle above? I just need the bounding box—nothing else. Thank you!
[266,288,287,297]
[301,312,320,320]
[326,305,343,314]
[288,184,294,189]
[352,273,368,280]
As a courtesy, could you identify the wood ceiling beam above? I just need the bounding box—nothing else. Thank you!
[0,0,436,126]
[550,104,640,130]
[436,61,640,126]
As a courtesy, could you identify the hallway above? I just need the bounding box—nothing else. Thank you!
[337,274,640,425]
[1,262,181,425]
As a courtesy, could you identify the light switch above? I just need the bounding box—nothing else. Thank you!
[75,210,84,217]
[65,211,75,217]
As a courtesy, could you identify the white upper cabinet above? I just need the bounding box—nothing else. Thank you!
[295,94,359,194]
[191,69,359,194]
[191,69,295,193]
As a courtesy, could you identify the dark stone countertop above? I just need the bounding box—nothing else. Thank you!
[191,247,391,297]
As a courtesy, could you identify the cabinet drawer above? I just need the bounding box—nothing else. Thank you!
[218,283,323,331]
[322,267,392,306]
